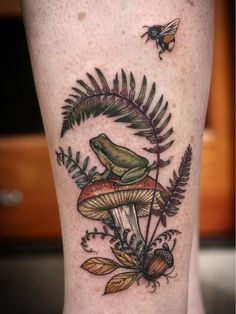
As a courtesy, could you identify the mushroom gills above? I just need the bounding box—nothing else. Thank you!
[109,204,145,254]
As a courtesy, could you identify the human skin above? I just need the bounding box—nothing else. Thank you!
[22,1,213,313]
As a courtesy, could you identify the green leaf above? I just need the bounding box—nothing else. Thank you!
[66,159,72,168]
[121,69,128,97]
[157,140,174,153]
[153,102,168,126]
[77,79,94,95]
[156,113,172,133]
[135,75,147,106]
[142,82,156,113]
[149,95,163,120]
[158,145,192,217]
[87,72,101,92]
[65,98,77,106]
[88,166,97,179]
[157,128,174,144]
[143,146,157,153]
[112,73,119,93]
[76,152,80,163]
[71,171,82,179]
[95,68,110,92]
[72,87,87,98]
[129,72,135,100]
[158,157,173,168]
[68,146,72,158]
[83,156,89,171]
[55,147,96,189]
[68,164,77,173]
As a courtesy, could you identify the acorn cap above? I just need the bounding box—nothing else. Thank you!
[77,176,165,220]
[154,248,174,268]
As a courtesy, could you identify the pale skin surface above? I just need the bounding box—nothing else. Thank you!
[22,1,213,313]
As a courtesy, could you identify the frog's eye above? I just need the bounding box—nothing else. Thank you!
[93,142,100,149]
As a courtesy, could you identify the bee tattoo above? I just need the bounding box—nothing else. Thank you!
[141,18,180,60]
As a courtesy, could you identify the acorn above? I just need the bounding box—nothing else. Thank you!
[146,242,174,279]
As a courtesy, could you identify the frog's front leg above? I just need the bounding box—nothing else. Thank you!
[120,167,149,184]
[92,165,111,182]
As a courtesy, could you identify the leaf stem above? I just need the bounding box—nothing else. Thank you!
[146,214,163,253]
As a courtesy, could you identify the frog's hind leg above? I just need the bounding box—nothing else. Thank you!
[119,167,149,185]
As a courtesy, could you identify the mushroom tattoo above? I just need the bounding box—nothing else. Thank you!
[55,69,192,295]
[78,177,165,254]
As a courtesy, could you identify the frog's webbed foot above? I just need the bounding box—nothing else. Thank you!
[109,178,123,185]
[91,173,103,182]
[91,170,110,182]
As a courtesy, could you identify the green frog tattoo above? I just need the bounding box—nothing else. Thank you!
[56,69,192,295]
[90,133,157,185]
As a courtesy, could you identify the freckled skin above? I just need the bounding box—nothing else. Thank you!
[90,133,156,184]
[78,11,86,21]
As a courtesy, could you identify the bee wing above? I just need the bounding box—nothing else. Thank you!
[159,18,180,36]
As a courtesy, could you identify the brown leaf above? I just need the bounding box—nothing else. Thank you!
[111,248,139,268]
[104,272,139,294]
[81,258,119,275]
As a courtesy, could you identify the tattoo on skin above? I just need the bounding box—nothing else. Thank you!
[55,68,192,295]
[141,18,180,60]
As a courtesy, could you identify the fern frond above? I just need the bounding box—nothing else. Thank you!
[150,229,181,250]
[55,147,97,189]
[156,145,192,218]
[60,69,174,165]
[81,226,119,253]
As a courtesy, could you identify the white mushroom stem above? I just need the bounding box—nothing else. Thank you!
[109,204,145,254]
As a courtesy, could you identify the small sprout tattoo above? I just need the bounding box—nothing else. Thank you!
[56,69,192,295]
[141,18,180,60]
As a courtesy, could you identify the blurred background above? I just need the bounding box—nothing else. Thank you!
[0,0,234,313]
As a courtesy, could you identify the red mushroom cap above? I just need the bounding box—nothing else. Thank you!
[77,176,165,220]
